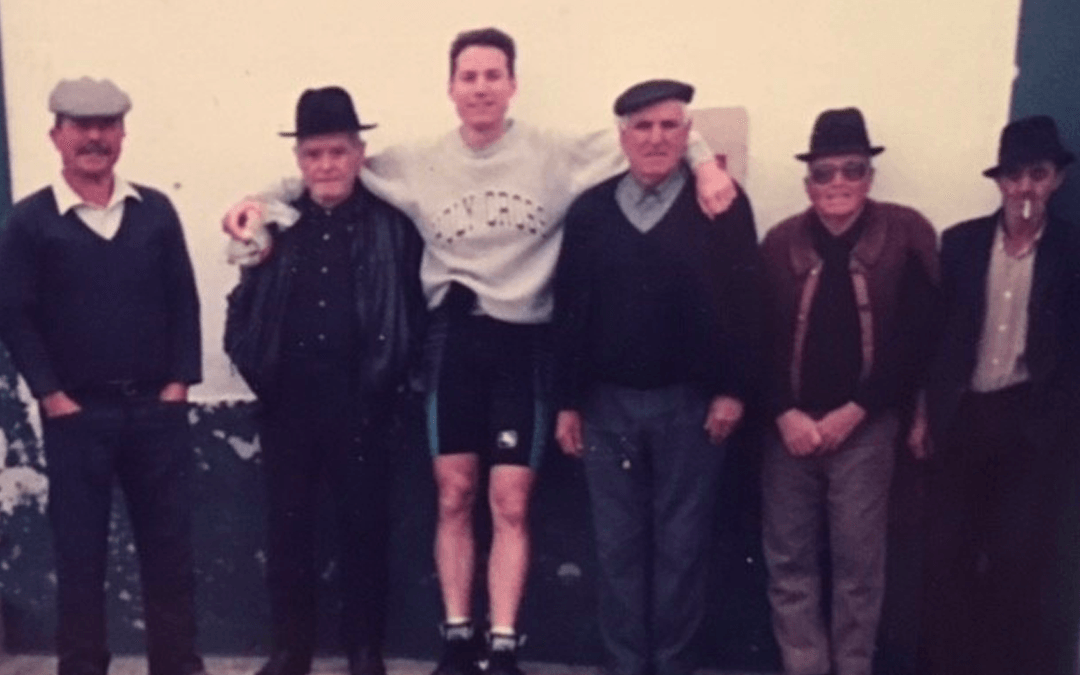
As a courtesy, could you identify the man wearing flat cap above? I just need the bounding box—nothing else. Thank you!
[916,115,1080,675]
[553,79,763,675]
[758,108,938,675]
[0,78,205,675]
[223,86,423,675]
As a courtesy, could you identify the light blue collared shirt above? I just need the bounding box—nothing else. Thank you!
[615,163,689,233]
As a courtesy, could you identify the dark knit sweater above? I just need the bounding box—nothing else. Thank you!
[0,184,202,397]
[553,170,763,410]
[799,212,868,412]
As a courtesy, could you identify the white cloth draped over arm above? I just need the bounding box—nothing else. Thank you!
[224,178,304,266]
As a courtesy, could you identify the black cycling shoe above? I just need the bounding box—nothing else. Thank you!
[430,622,482,675]
[484,631,524,675]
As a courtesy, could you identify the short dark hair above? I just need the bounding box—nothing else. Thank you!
[449,27,516,79]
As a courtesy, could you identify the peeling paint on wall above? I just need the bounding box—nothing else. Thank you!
[0,466,48,516]
[16,376,41,448]
[0,376,48,517]
[0,364,47,518]
[211,429,260,462]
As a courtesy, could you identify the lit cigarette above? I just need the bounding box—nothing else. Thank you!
[1022,199,1032,220]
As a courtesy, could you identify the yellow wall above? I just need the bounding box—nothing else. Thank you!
[0,0,1022,398]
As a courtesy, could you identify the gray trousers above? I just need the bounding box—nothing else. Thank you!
[762,411,898,675]
[581,383,725,675]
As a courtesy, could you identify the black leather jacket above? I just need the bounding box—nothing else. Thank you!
[225,181,425,410]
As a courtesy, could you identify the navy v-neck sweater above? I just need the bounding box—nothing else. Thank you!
[0,185,201,396]
[553,172,762,410]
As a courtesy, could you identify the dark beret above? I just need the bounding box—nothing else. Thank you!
[613,79,694,116]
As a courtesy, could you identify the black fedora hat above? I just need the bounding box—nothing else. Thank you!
[983,115,1075,178]
[796,107,884,162]
[280,86,376,138]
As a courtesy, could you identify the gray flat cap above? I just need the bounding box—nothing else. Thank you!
[48,77,132,117]
[613,79,694,116]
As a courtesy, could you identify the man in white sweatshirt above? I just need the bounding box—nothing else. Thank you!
[223,27,736,675]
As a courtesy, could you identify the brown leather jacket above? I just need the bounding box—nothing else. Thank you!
[760,200,939,416]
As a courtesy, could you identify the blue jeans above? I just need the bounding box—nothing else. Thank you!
[581,383,725,675]
[42,394,201,675]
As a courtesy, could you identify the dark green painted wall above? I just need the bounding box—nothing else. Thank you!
[1011,0,1080,223]
[0,400,776,668]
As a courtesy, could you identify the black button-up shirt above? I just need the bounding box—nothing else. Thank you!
[280,192,359,360]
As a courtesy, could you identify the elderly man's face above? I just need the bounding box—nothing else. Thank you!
[620,100,690,187]
[995,160,1064,226]
[804,153,874,225]
[50,115,125,181]
[449,45,516,132]
[294,132,364,209]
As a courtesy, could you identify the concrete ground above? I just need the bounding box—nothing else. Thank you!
[0,655,775,675]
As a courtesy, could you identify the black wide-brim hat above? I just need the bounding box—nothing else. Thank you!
[796,107,884,162]
[983,115,1075,177]
[280,86,376,138]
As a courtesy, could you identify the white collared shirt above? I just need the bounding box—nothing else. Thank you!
[970,220,1042,393]
[51,174,141,240]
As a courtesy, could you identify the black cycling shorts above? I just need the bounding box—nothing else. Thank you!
[423,308,552,469]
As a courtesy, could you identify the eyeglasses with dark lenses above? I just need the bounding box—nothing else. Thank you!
[808,161,871,185]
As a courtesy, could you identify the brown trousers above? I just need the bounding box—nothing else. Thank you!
[762,412,898,675]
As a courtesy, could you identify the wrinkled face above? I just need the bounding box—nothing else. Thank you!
[295,132,365,209]
[995,160,1064,225]
[50,115,125,181]
[619,100,690,187]
[805,153,874,223]
[448,45,516,132]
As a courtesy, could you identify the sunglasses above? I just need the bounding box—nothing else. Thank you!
[808,160,871,185]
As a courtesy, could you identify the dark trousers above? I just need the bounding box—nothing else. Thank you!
[260,358,390,663]
[919,385,1080,675]
[42,395,201,675]
[581,383,724,675]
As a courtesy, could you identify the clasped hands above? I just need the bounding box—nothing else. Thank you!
[775,402,866,457]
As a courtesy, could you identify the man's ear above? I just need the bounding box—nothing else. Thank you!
[1052,169,1067,192]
